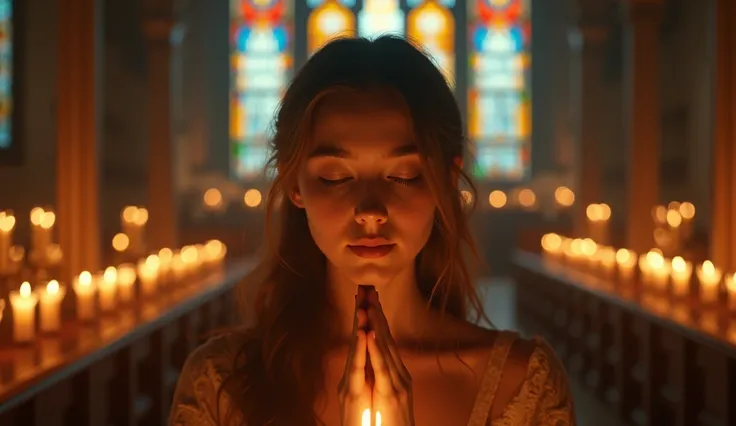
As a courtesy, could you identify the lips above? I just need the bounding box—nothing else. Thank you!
[348,238,395,258]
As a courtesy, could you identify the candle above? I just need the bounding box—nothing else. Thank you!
[361,409,382,426]
[696,260,722,304]
[98,267,118,312]
[9,282,39,343]
[204,240,227,267]
[121,206,148,256]
[170,253,186,280]
[665,209,682,253]
[643,251,668,292]
[30,207,56,263]
[580,238,598,269]
[725,273,736,310]
[615,248,637,282]
[554,186,575,208]
[137,255,160,296]
[597,246,617,277]
[541,233,563,262]
[679,202,695,240]
[0,210,15,273]
[39,279,66,333]
[669,256,692,297]
[586,203,611,245]
[117,263,137,303]
[181,245,200,272]
[73,271,97,321]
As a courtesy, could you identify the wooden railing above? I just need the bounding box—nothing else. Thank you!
[512,251,736,426]
[0,261,251,426]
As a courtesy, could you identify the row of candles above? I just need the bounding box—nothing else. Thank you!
[0,239,227,344]
[541,233,736,307]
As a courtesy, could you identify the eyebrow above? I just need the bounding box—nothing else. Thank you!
[307,143,418,159]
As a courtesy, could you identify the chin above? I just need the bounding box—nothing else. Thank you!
[341,263,404,287]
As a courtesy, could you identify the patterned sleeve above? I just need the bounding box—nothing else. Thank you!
[168,335,242,426]
[493,337,576,426]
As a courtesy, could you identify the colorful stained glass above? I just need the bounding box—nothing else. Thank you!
[407,0,455,87]
[0,0,12,149]
[358,0,405,38]
[468,0,531,180]
[230,0,293,179]
[307,0,356,56]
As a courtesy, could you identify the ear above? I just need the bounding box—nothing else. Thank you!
[289,187,305,209]
[452,156,463,186]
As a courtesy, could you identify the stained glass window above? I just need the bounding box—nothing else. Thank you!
[0,0,12,150]
[230,0,292,179]
[468,0,531,180]
[407,0,455,87]
[358,0,404,38]
[307,0,356,56]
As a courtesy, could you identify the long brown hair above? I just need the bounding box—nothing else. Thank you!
[219,36,484,425]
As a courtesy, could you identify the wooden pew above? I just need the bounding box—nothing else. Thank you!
[513,251,736,426]
[0,261,252,426]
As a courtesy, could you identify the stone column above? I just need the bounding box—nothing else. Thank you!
[56,0,104,276]
[622,0,663,253]
[142,0,187,250]
[569,0,610,237]
[710,0,736,270]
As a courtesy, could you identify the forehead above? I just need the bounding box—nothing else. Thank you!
[310,89,414,149]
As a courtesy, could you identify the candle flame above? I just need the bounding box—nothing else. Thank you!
[0,211,15,231]
[40,211,56,229]
[671,256,687,273]
[47,280,59,295]
[159,248,173,262]
[30,207,45,225]
[79,271,92,287]
[679,202,695,219]
[702,260,715,275]
[20,282,31,297]
[134,208,149,226]
[112,233,130,252]
[104,266,118,284]
[145,254,161,269]
[361,409,381,426]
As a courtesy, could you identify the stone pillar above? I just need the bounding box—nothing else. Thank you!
[569,0,610,237]
[56,0,104,276]
[710,0,736,270]
[622,0,663,253]
[142,0,186,250]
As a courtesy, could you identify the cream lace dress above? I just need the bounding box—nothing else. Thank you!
[169,331,575,426]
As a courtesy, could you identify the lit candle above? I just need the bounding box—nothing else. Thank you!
[665,209,682,253]
[361,409,382,426]
[541,233,563,262]
[121,206,148,256]
[117,263,137,303]
[204,240,227,267]
[137,255,160,296]
[725,273,736,310]
[615,248,637,282]
[554,186,575,209]
[669,256,692,297]
[98,267,118,312]
[580,238,598,269]
[9,282,39,343]
[73,271,97,321]
[586,203,611,245]
[679,202,695,241]
[39,280,66,333]
[644,251,668,292]
[30,207,56,264]
[696,261,722,304]
[181,245,200,272]
[0,210,16,273]
[597,246,617,277]
[170,253,186,280]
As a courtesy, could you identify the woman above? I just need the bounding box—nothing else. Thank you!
[169,36,575,426]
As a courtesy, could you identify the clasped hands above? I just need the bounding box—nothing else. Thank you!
[338,286,415,426]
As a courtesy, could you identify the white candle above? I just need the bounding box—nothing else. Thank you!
[30,207,56,263]
[98,267,118,312]
[9,282,39,343]
[0,211,15,273]
[644,251,668,292]
[117,263,137,303]
[669,256,692,297]
[615,249,637,282]
[586,203,611,244]
[696,260,722,304]
[73,271,97,321]
[39,280,66,333]
[137,255,160,296]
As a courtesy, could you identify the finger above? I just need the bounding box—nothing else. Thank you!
[349,329,368,394]
[366,330,397,395]
[341,295,361,382]
[367,304,411,384]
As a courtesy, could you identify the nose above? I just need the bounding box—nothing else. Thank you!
[354,197,388,226]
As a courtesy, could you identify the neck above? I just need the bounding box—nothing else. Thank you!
[327,264,432,344]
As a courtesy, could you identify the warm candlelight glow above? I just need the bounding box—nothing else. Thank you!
[204,188,224,208]
[244,189,262,207]
[541,233,563,254]
[670,256,692,297]
[554,186,575,207]
[361,409,381,426]
[10,282,39,343]
[488,190,507,208]
[137,255,160,296]
[98,267,118,312]
[121,206,148,255]
[666,210,682,227]
[117,263,137,303]
[726,273,736,310]
[73,271,97,321]
[615,248,637,281]
[696,260,722,304]
[40,280,66,333]
[112,233,130,252]
[679,202,695,219]
[518,189,536,208]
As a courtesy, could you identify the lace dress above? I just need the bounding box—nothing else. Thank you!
[169,331,575,426]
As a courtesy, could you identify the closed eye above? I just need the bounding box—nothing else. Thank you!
[390,176,421,186]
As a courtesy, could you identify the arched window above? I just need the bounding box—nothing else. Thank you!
[230,0,293,180]
[407,0,455,88]
[0,0,12,149]
[468,0,531,180]
[307,0,356,56]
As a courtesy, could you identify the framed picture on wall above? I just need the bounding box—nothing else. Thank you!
[0,0,21,165]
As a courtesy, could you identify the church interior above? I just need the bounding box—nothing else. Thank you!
[1,0,735,424]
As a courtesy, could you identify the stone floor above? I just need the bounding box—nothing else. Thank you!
[478,279,629,426]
